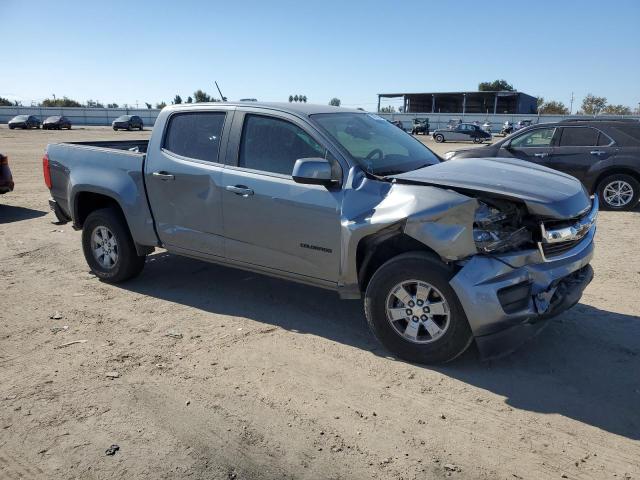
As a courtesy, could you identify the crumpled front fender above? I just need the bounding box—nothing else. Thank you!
[338,170,478,297]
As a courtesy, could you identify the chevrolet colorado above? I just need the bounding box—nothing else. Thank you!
[44,103,597,363]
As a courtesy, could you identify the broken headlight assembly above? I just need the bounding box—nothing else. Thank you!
[473,201,532,253]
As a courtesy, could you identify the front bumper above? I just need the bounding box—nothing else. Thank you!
[450,221,595,359]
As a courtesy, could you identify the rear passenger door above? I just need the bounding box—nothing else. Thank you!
[145,109,232,257]
[221,111,343,283]
[548,126,616,184]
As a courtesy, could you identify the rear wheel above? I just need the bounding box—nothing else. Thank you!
[473,137,483,144]
[82,207,146,283]
[434,134,445,143]
[364,252,473,364]
[597,174,640,211]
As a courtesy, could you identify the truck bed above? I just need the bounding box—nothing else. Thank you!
[46,139,159,249]
[63,140,149,153]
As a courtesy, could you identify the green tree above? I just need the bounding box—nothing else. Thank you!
[379,106,396,113]
[329,97,341,107]
[155,101,167,109]
[536,96,545,111]
[581,94,607,115]
[186,96,193,104]
[293,95,299,102]
[107,103,119,108]
[0,96,14,106]
[173,94,182,105]
[145,102,152,109]
[478,79,514,91]
[288,95,294,102]
[539,100,569,115]
[602,104,632,115]
[193,90,212,102]
[40,96,83,107]
[301,95,307,103]
[85,99,104,108]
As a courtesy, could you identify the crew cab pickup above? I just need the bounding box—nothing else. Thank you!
[45,103,597,363]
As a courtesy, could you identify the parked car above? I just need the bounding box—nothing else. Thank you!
[411,118,430,135]
[45,103,596,363]
[43,116,72,130]
[514,119,533,131]
[432,123,492,144]
[112,115,144,131]
[387,119,404,130]
[443,119,640,210]
[8,115,40,129]
[481,121,492,133]
[0,153,14,194]
[500,121,514,136]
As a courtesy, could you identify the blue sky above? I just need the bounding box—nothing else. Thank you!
[1,0,639,111]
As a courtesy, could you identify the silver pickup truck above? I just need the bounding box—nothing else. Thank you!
[45,103,597,363]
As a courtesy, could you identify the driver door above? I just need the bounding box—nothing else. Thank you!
[498,126,558,167]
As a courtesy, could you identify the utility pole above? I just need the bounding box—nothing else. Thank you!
[569,92,574,115]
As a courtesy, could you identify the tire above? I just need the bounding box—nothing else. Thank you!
[597,174,640,211]
[81,207,146,283]
[434,134,445,143]
[127,124,132,131]
[8,125,13,130]
[113,126,118,131]
[139,125,143,131]
[364,252,473,364]
[473,137,483,144]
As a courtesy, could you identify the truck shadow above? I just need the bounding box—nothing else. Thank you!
[119,252,640,441]
[0,205,47,224]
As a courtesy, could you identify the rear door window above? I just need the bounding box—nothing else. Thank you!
[163,112,226,163]
[559,127,599,147]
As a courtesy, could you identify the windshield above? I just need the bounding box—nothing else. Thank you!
[13,115,28,121]
[115,115,131,121]
[46,116,61,122]
[312,113,440,175]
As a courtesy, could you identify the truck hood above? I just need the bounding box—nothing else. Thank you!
[391,157,590,219]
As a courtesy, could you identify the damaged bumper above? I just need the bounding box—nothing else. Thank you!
[450,224,595,360]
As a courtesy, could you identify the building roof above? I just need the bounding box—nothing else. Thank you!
[378,91,525,97]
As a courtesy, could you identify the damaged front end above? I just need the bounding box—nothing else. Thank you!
[339,164,597,359]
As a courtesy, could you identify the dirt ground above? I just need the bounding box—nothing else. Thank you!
[1,126,639,480]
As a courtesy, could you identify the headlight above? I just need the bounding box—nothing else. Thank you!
[443,151,456,161]
[473,202,531,253]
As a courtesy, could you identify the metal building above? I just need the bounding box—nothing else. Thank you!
[377,91,538,115]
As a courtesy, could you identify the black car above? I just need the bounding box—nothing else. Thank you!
[444,119,640,210]
[411,118,430,135]
[43,116,72,130]
[8,115,41,129]
[112,115,143,131]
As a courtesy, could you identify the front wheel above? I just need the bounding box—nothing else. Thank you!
[434,134,445,143]
[597,174,640,211]
[473,137,483,144]
[82,207,146,283]
[364,252,473,364]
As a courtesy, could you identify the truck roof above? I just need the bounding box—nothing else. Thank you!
[165,102,363,117]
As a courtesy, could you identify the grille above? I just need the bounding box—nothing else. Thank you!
[541,239,582,258]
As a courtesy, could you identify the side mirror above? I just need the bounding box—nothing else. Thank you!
[292,158,337,186]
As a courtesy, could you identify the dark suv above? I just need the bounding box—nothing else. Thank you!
[112,115,144,131]
[444,119,640,210]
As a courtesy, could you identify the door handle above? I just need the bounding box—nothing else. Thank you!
[152,171,175,181]
[534,152,548,158]
[225,185,254,197]
[590,150,606,156]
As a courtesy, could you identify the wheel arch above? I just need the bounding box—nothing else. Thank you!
[593,168,640,194]
[72,190,153,255]
[356,225,442,293]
